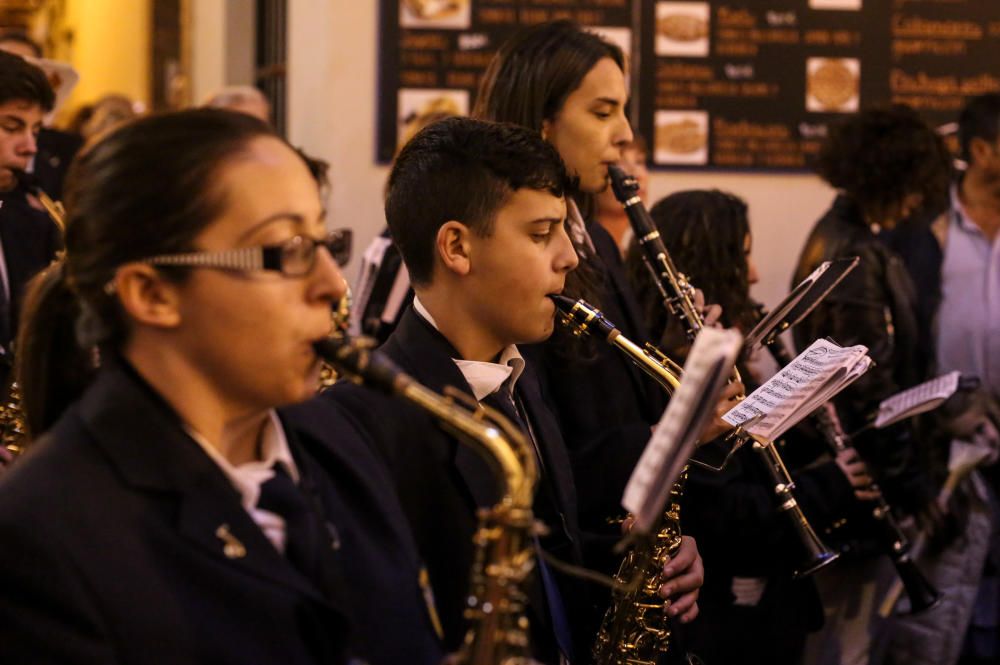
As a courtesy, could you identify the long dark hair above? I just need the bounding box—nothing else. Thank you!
[473,20,625,133]
[17,109,278,437]
[627,190,754,348]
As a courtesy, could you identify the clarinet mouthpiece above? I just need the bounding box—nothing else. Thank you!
[608,164,639,203]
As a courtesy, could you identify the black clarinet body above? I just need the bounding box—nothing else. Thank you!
[608,165,838,577]
[750,303,941,614]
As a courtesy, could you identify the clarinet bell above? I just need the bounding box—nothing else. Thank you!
[895,556,942,615]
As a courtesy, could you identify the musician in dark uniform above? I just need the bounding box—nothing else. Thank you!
[472,26,715,659]
[308,116,592,662]
[0,109,443,665]
[0,50,62,381]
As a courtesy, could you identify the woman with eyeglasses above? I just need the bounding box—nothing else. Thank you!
[0,109,443,665]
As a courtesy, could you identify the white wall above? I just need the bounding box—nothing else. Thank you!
[288,2,838,310]
[190,0,227,104]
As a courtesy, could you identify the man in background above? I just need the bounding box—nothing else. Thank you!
[0,50,62,376]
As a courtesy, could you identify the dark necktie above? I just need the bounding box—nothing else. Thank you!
[481,386,575,662]
[257,464,324,585]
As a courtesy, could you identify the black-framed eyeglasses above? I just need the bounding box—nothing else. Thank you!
[141,228,352,277]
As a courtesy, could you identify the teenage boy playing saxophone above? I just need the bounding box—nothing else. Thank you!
[293,117,704,663]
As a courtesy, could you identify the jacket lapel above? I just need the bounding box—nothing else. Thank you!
[79,361,348,612]
[516,363,580,552]
[384,307,506,509]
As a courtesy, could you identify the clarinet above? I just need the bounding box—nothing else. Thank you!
[609,164,838,577]
[813,402,941,614]
[751,304,941,614]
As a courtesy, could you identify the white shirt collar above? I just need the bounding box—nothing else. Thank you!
[412,295,525,401]
[185,410,300,512]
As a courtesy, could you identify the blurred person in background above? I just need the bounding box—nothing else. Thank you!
[204,85,271,124]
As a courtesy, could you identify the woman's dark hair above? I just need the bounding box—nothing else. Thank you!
[815,105,952,221]
[472,20,625,133]
[627,190,755,350]
[473,20,625,344]
[17,108,281,437]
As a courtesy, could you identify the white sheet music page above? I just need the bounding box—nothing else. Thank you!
[623,327,743,533]
[875,371,961,429]
[723,338,871,440]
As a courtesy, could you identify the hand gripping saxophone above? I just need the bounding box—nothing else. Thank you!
[608,165,838,580]
[313,337,541,665]
[551,294,685,665]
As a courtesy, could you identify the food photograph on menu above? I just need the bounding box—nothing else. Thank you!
[399,0,472,30]
[655,1,711,58]
[806,57,860,113]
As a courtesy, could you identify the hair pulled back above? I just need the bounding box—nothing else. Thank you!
[473,19,625,133]
[17,108,277,437]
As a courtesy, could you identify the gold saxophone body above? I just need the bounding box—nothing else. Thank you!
[552,295,685,664]
[1,174,65,461]
[0,381,26,458]
[312,336,540,664]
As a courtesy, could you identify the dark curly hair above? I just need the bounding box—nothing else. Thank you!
[815,106,952,223]
[627,190,754,351]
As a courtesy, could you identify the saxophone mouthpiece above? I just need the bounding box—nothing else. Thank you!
[550,295,615,338]
[548,293,577,314]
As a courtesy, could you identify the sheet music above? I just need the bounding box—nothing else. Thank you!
[875,370,961,429]
[623,327,743,533]
[724,338,871,440]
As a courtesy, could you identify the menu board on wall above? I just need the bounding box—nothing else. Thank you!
[378,0,1000,171]
[376,0,637,164]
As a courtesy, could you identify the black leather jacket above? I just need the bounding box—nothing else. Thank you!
[792,195,935,514]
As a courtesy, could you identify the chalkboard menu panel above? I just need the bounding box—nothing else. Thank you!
[377,0,1000,171]
[376,0,637,164]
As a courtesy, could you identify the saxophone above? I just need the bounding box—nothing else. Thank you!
[0,380,26,458]
[0,173,67,460]
[551,295,685,665]
[312,336,540,664]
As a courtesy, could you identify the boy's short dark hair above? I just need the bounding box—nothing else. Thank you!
[385,116,575,286]
[0,50,54,111]
[958,93,1000,166]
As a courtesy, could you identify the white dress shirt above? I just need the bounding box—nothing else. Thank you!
[185,410,300,553]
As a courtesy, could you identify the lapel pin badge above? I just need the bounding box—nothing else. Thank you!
[215,523,247,559]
